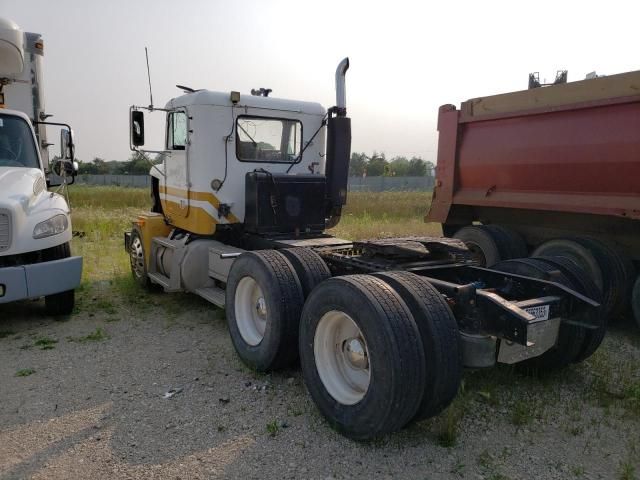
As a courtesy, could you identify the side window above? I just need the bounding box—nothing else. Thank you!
[167,111,187,150]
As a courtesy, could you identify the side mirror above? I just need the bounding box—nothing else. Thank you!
[131,110,145,147]
[60,128,75,160]
[52,158,77,177]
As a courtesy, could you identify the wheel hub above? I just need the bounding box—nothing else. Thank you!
[255,297,267,317]
[314,310,371,405]
[342,337,368,370]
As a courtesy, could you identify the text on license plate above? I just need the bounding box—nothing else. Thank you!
[524,304,550,321]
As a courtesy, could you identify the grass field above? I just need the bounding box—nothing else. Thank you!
[2,185,638,478]
[68,186,441,284]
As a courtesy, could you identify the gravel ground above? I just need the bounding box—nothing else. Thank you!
[1,286,639,480]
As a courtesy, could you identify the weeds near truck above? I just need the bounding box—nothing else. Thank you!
[618,461,636,480]
[34,336,58,350]
[67,327,108,343]
[266,420,279,437]
[15,368,35,377]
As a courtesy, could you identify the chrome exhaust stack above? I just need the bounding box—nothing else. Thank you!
[335,57,350,115]
[325,57,351,228]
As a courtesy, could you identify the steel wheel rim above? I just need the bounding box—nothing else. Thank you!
[130,236,146,279]
[235,276,267,346]
[314,310,371,405]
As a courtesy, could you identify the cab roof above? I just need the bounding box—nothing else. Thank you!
[166,90,326,116]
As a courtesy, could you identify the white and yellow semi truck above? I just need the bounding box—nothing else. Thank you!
[125,59,602,439]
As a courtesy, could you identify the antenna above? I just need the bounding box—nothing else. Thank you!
[145,47,154,109]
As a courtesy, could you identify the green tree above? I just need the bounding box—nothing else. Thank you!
[389,156,409,176]
[349,152,368,176]
[366,152,388,177]
[407,156,427,176]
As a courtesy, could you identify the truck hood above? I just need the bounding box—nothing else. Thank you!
[0,167,46,201]
[0,166,72,256]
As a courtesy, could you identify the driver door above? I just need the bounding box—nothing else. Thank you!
[163,109,189,218]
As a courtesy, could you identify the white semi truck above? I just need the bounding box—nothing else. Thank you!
[126,59,602,439]
[0,17,81,315]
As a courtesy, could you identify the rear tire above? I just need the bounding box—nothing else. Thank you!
[532,256,605,362]
[492,258,586,372]
[453,226,501,267]
[279,248,331,298]
[299,275,425,440]
[373,271,462,421]
[44,242,75,316]
[485,225,528,259]
[226,250,304,371]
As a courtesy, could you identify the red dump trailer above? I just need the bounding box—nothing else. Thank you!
[427,70,640,326]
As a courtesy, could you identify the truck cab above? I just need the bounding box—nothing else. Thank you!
[0,17,82,314]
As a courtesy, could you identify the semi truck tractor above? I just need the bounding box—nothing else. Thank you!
[125,59,602,439]
[426,70,640,328]
[0,17,81,315]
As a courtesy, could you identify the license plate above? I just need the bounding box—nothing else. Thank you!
[524,304,550,321]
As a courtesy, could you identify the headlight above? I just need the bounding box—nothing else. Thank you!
[33,214,69,239]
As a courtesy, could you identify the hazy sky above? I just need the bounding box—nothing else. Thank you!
[2,0,639,163]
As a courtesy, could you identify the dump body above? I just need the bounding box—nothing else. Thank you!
[427,70,640,258]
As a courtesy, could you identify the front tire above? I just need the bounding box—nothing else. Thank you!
[129,227,153,289]
[44,242,75,316]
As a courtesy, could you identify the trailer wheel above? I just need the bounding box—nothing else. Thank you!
[533,256,605,362]
[372,271,462,421]
[453,226,501,266]
[531,239,604,293]
[492,258,586,372]
[571,237,635,319]
[299,275,425,440]
[532,237,633,319]
[129,227,154,290]
[632,275,640,329]
[485,225,528,259]
[43,242,75,316]
[279,248,331,297]
[226,250,304,371]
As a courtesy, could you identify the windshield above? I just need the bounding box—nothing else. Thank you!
[0,114,40,169]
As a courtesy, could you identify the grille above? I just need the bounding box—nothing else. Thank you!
[0,211,11,252]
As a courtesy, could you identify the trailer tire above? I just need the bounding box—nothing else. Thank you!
[226,250,304,372]
[533,256,605,362]
[279,248,331,298]
[453,226,501,266]
[492,258,586,372]
[485,225,528,259]
[372,271,462,421]
[571,237,634,320]
[43,242,75,316]
[299,275,425,440]
[632,275,640,329]
[531,239,604,294]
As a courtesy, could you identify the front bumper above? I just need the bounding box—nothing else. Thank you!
[0,256,83,304]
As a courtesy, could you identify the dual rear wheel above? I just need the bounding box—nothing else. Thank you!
[226,248,462,439]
